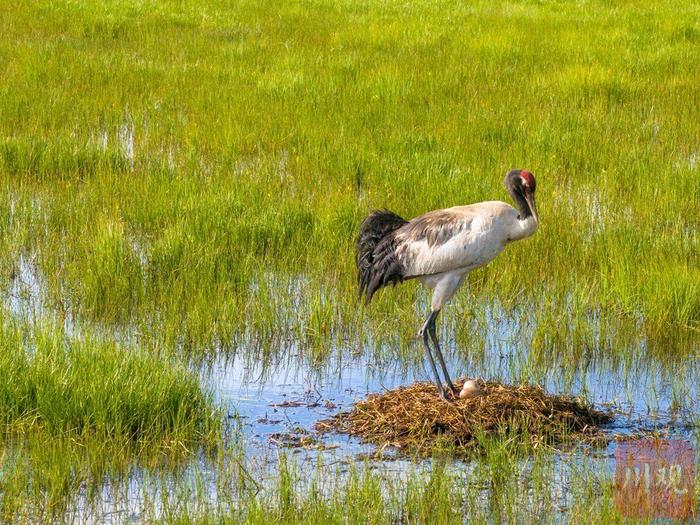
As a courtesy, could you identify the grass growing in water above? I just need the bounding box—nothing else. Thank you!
[160,453,627,524]
[0,312,221,520]
[0,317,220,447]
[0,0,697,356]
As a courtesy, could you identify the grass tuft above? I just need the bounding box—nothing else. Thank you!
[0,318,220,448]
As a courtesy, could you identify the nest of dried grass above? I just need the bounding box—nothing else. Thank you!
[315,379,612,455]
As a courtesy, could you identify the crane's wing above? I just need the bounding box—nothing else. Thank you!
[395,203,513,278]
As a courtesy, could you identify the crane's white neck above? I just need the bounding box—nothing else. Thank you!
[508,215,538,242]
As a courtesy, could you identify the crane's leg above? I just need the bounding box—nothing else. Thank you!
[422,271,466,397]
[419,312,448,400]
[426,310,456,393]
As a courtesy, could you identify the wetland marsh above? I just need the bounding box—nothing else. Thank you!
[0,0,698,522]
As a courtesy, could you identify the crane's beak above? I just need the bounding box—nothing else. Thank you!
[524,191,539,222]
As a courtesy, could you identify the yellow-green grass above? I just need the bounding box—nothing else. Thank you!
[0,0,697,357]
[162,451,631,524]
[0,313,221,520]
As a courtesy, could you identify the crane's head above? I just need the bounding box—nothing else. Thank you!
[504,169,538,221]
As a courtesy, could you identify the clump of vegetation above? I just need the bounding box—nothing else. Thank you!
[0,319,220,449]
[317,380,611,455]
[0,316,221,520]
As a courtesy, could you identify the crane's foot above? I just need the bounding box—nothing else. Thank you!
[429,374,456,401]
[432,380,452,401]
[437,386,457,402]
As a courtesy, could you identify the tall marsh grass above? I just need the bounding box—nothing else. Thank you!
[0,0,698,356]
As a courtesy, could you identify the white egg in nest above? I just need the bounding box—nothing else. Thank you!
[459,379,481,399]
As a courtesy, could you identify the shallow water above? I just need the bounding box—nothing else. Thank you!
[206,325,698,465]
[3,262,699,522]
[141,319,695,523]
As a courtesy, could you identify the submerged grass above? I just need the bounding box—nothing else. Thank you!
[161,453,629,524]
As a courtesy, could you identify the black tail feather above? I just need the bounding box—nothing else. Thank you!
[356,209,408,304]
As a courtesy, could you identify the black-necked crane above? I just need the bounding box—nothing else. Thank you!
[357,169,539,400]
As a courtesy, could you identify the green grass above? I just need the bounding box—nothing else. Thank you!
[0,316,220,446]
[0,313,221,520]
[0,0,699,522]
[0,0,698,355]
[160,451,630,524]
